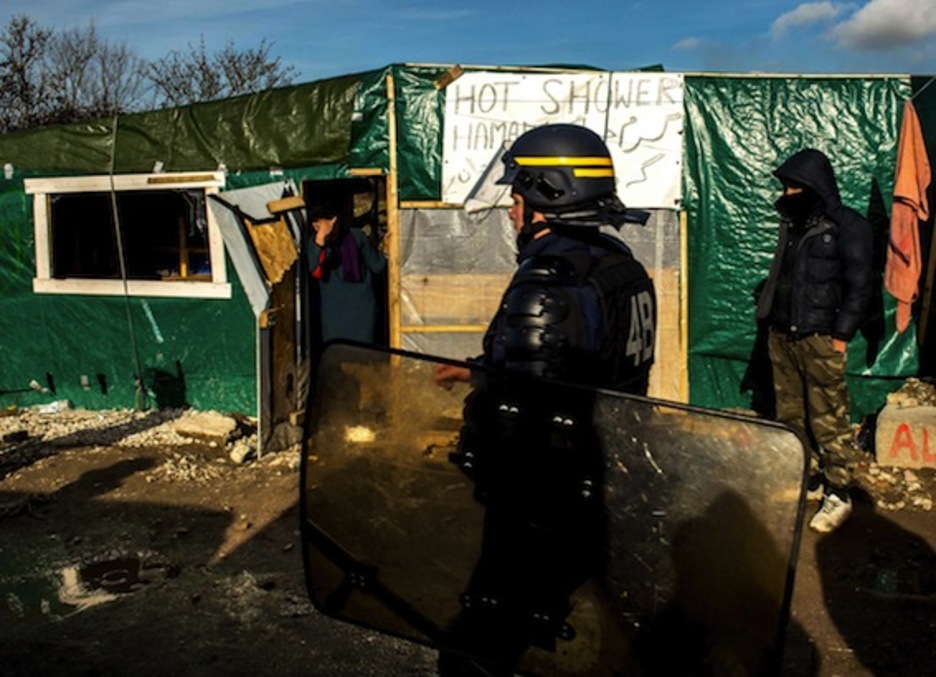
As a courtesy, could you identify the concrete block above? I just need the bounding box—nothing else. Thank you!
[173,411,239,444]
[875,404,936,469]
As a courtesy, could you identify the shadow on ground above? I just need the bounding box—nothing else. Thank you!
[0,451,437,676]
[816,492,936,677]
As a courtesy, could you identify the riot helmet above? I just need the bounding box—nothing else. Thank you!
[497,124,648,227]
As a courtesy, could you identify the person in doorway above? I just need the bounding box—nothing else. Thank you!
[756,148,874,534]
[432,123,657,676]
[307,200,386,344]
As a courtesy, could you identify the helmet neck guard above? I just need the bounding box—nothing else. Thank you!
[542,196,650,229]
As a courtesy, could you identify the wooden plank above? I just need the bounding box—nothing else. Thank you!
[267,195,305,215]
[24,172,225,194]
[386,74,402,350]
[400,201,463,210]
[679,210,689,402]
[32,194,50,279]
[402,325,488,333]
[651,266,683,403]
[401,273,509,325]
[349,168,385,177]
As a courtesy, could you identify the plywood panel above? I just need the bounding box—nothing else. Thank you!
[400,266,685,403]
[402,274,510,326]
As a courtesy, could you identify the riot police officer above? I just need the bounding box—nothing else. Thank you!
[433,123,658,676]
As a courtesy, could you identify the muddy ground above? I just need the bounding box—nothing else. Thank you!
[1,408,935,676]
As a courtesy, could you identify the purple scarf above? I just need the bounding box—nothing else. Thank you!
[338,229,362,282]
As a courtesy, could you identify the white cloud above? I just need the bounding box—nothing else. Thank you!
[771,2,845,40]
[828,0,936,50]
[673,37,704,51]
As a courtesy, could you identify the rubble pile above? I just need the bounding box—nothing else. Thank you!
[885,378,936,407]
[860,464,935,512]
[144,451,230,484]
[866,377,936,508]
[0,409,184,447]
[1,408,189,448]
[0,407,279,480]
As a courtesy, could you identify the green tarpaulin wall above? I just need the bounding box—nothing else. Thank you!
[0,69,388,413]
[0,63,476,414]
[0,64,931,417]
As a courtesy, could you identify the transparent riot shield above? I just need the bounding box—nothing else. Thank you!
[300,342,809,676]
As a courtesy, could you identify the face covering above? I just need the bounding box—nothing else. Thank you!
[775,190,823,226]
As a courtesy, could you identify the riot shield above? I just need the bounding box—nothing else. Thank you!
[300,342,809,676]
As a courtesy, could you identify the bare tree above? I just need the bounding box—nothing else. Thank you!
[146,37,297,108]
[0,16,146,131]
[144,37,222,107]
[47,25,147,121]
[0,15,52,132]
[217,39,296,95]
[92,41,148,118]
[46,23,99,121]
[1,15,299,132]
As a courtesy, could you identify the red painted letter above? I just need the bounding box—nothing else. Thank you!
[923,428,935,464]
[889,423,918,461]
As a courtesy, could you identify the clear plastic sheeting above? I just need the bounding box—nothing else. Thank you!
[301,342,808,676]
[615,210,682,401]
[398,207,515,360]
[398,207,683,401]
[400,332,492,363]
[462,144,513,214]
[399,207,516,275]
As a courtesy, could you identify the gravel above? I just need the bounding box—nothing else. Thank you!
[0,406,300,483]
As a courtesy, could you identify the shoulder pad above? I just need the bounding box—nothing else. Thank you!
[513,255,582,286]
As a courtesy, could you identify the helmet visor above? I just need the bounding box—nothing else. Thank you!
[496,149,520,185]
[463,144,513,214]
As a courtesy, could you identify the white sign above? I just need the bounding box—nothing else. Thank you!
[442,71,684,210]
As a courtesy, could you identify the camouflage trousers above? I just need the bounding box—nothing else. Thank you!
[767,330,856,489]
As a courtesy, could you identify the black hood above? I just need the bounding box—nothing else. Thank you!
[773,148,842,215]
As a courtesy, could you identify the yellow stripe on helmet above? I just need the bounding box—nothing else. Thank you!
[513,156,613,168]
[573,168,615,178]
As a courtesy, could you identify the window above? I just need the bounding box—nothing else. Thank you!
[26,172,231,298]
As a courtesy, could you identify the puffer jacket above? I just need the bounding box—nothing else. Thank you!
[756,148,873,341]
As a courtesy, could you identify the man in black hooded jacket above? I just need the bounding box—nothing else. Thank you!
[756,148,873,534]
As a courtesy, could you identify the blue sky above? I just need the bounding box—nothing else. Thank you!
[3,1,935,83]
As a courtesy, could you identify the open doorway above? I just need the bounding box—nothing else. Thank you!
[300,176,390,365]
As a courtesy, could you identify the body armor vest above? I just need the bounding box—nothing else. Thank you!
[498,245,655,395]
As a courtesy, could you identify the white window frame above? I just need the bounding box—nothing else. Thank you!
[26,171,232,299]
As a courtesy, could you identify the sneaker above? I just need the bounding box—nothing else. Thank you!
[808,493,852,533]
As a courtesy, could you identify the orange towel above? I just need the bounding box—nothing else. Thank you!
[885,100,931,333]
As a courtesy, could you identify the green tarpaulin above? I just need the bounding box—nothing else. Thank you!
[683,75,919,419]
